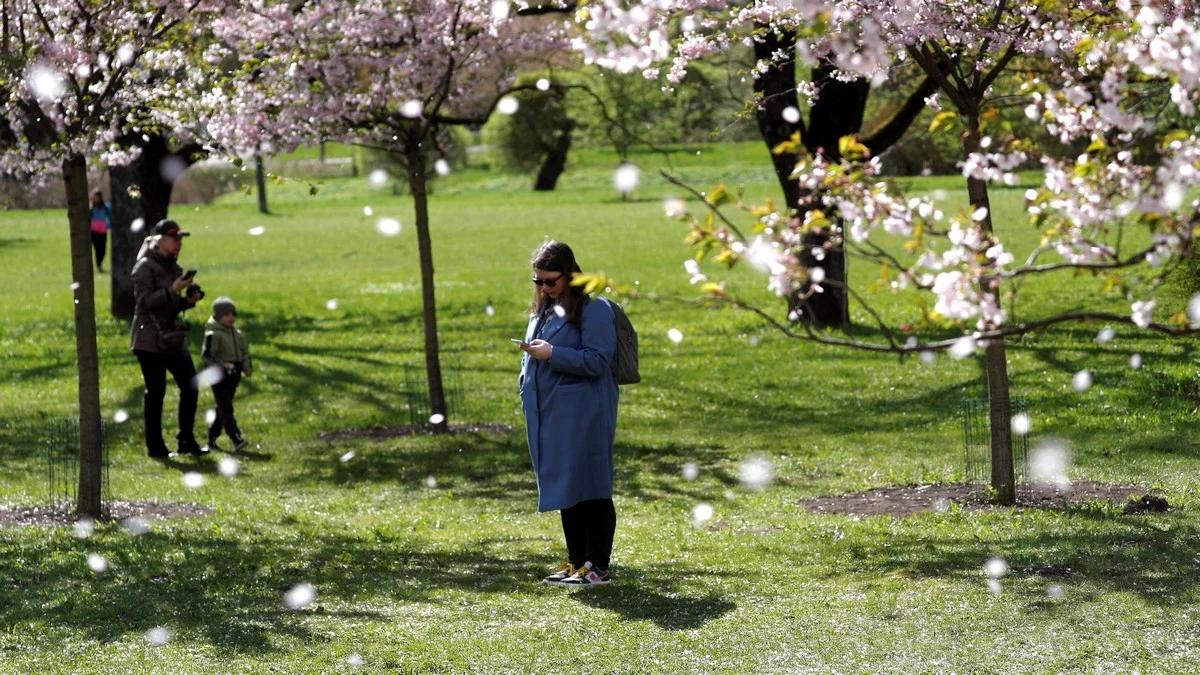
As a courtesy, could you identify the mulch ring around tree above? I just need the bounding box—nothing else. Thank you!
[317,423,514,441]
[0,500,212,527]
[800,481,1168,518]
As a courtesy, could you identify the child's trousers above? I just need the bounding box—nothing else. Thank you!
[207,370,243,444]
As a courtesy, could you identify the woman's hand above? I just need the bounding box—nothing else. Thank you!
[522,339,553,361]
[170,275,192,293]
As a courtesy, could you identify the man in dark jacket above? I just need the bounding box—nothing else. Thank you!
[131,219,206,458]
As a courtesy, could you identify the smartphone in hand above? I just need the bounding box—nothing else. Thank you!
[182,269,197,280]
[510,338,529,346]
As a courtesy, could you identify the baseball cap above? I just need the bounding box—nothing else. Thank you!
[153,219,190,237]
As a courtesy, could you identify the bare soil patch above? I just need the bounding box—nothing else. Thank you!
[318,423,514,441]
[0,500,213,527]
[801,481,1156,518]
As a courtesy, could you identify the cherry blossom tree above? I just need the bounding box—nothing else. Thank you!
[0,0,224,516]
[552,0,939,326]
[209,0,564,432]
[579,1,1200,504]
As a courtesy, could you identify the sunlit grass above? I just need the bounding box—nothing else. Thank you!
[0,141,1197,671]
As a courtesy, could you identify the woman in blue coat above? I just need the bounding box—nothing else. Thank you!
[518,241,619,588]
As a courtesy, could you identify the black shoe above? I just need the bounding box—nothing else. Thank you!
[232,436,248,452]
[148,446,170,459]
[178,440,208,456]
[204,440,224,453]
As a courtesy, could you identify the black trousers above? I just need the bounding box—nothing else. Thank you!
[208,371,243,443]
[135,349,198,451]
[560,498,616,570]
[91,231,106,270]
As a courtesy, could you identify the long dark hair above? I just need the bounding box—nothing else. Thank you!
[529,240,588,323]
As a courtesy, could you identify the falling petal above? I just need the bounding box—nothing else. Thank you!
[70,282,81,291]
[122,517,149,536]
[1188,293,1200,328]
[217,457,240,477]
[692,502,713,528]
[613,164,639,195]
[283,582,316,610]
[326,299,339,310]
[182,472,205,489]
[429,413,445,425]
[73,517,95,539]
[26,64,64,101]
[949,336,976,359]
[496,96,519,115]
[87,553,108,573]
[553,305,566,318]
[1095,326,1115,344]
[434,159,451,176]
[376,218,401,236]
[205,408,217,425]
[1030,439,1071,488]
[781,106,801,124]
[363,206,374,217]
[484,304,495,317]
[1011,412,1031,436]
[987,579,1003,595]
[347,654,364,667]
[113,409,129,424]
[339,450,355,463]
[536,78,551,91]
[985,557,1008,579]
[368,169,389,186]
[1129,353,1143,370]
[130,217,145,233]
[681,463,699,481]
[1047,584,1064,599]
[144,627,172,646]
[248,226,266,236]
[491,0,510,21]
[738,455,773,490]
[1072,370,1092,393]
[425,475,437,488]
[400,100,423,118]
[667,328,683,344]
[193,365,225,389]
[662,198,686,217]
[919,350,937,365]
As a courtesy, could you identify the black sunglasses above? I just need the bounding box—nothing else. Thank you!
[530,273,564,287]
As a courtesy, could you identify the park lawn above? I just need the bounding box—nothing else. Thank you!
[0,140,1198,672]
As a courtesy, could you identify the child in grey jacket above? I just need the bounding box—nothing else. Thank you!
[202,297,253,451]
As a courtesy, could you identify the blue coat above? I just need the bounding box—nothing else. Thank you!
[520,297,619,512]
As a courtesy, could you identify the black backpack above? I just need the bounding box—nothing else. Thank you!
[601,297,640,385]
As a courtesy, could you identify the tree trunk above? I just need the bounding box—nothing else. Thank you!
[63,154,103,518]
[255,152,269,214]
[964,117,1015,506]
[404,146,449,433]
[752,30,854,328]
[110,135,195,320]
[534,121,574,191]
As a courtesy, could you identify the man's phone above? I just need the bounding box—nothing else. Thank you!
[182,269,197,280]
[510,338,529,346]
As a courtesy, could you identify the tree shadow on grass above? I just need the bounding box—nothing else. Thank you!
[308,429,741,503]
[571,567,737,630]
[829,509,1200,607]
[0,529,734,653]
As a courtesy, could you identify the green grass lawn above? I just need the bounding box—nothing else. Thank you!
[1,140,1199,672]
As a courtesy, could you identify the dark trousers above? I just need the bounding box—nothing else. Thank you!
[208,371,243,443]
[135,349,198,451]
[561,498,616,570]
[91,231,106,270]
